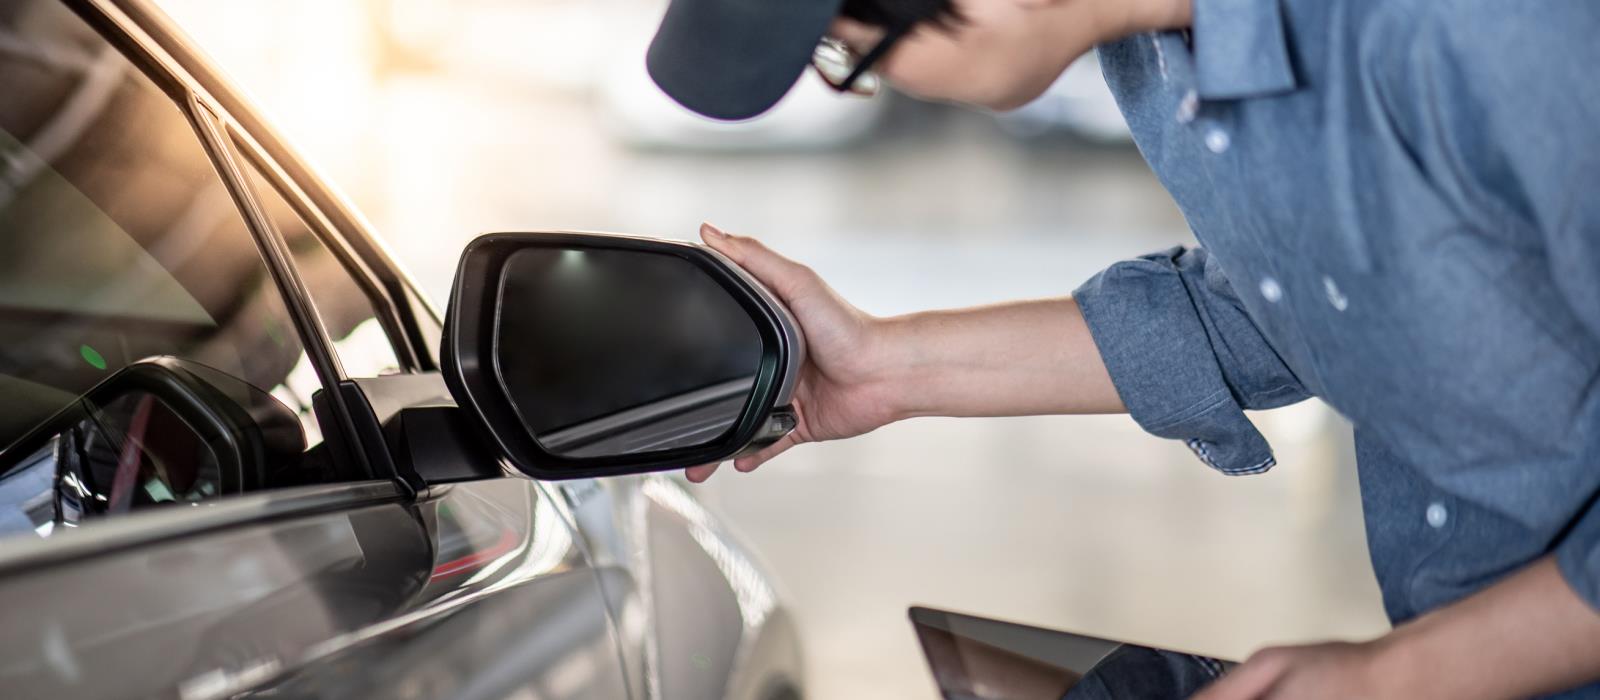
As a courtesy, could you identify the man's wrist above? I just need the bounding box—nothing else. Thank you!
[864,313,926,422]
[1368,613,1474,700]
[1367,627,1427,699]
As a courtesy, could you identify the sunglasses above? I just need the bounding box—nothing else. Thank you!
[811,21,911,96]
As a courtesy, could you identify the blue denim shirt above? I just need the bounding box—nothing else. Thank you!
[1074,0,1600,667]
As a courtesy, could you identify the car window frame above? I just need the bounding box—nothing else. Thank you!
[185,98,377,472]
[80,0,435,472]
[223,128,419,377]
[0,0,416,574]
[92,0,445,373]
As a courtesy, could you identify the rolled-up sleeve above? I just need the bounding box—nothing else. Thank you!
[1073,246,1309,475]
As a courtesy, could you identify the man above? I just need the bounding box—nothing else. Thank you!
[646,0,1600,696]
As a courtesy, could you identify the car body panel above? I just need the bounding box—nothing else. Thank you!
[0,476,633,699]
[558,476,806,700]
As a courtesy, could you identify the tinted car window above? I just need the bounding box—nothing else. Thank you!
[0,0,343,536]
[236,153,402,379]
[0,391,223,538]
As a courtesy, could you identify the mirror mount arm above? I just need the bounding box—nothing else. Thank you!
[384,405,504,490]
[738,405,799,458]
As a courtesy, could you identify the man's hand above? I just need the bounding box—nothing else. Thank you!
[1193,641,1390,700]
[686,223,904,482]
[1196,557,1600,700]
[684,223,1126,482]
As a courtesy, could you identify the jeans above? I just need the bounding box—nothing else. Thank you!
[1062,645,1224,700]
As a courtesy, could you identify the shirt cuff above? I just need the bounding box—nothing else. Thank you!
[1074,247,1277,475]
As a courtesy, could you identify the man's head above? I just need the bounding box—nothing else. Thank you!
[647,0,1184,120]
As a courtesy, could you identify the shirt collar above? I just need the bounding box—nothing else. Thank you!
[1191,0,1299,100]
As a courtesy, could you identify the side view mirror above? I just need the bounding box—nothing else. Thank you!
[442,231,803,481]
[0,356,305,534]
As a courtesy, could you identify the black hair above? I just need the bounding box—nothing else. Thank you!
[839,0,962,29]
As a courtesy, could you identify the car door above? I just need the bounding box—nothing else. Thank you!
[0,2,632,698]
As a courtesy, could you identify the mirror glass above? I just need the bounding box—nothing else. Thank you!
[0,391,225,540]
[494,247,763,458]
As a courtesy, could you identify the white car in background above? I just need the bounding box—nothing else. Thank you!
[598,48,1131,150]
[591,0,1129,151]
[998,51,1132,143]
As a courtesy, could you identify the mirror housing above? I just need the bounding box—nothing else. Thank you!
[442,231,802,481]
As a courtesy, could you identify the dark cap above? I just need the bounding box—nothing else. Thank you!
[647,0,844,121]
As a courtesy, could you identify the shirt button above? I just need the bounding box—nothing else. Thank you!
[1322,275,1349,311]
[1426,502,1449,529]
[1258,276,1283,303]
[1175,90,1199,124]
[1204,127,1231,154]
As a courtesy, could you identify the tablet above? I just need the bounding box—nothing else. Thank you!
[909,606,1233,700]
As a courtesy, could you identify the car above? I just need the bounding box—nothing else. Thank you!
[0,1,806,699]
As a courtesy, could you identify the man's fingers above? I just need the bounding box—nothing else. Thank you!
[733,432,801,473]
[700,223,815,302]
[685,423,803,480]
[1192,650,1289,700]
[685,462,720,483]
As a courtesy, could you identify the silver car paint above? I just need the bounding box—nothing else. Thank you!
[0,471,800,699]
[0,477,629,699]
[557,476,805,700]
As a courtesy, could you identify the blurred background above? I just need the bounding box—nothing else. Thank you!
[155,0,1389,696]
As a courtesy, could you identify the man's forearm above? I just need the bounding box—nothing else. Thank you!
[875,296,1125,420]
[1376,556,1600,699]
